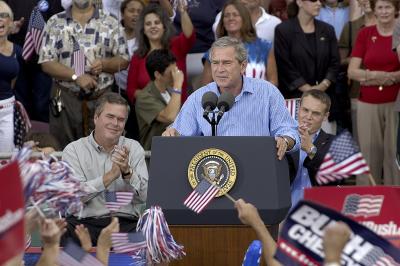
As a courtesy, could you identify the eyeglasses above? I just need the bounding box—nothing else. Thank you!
[0,12,10,19]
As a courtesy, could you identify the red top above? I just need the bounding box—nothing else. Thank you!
[126,31,196,103]
[352,25,400,103]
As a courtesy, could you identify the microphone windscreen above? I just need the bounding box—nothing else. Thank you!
[201,91,218,110]
[217,92,235,111]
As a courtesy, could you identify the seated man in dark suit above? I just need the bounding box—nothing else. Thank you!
[135,49,183,150]
[288,89,335,208]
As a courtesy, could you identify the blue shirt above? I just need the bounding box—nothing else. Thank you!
[0,44,21,100]
[316,6,350,39]
[171,76,300,151]
[290,130,320,209]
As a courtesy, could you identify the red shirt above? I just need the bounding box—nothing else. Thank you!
[126,31,196,103]
[351,25,400,103]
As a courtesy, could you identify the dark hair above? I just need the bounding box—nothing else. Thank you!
[95,92,130,117]
[300,89,331,113]
[369,0,400,12]
[287,1,299,18]
[216,0,257,43]
[24,132,61,151]
[135,4,176,57]
[146,49,176,80]
[120,0,144,15]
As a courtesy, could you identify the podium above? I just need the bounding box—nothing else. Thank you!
[147,136,291,265]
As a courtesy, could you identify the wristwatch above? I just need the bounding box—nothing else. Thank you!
[309,145,317,157]
[169,88,182,94]
[122,168,133,177]
[71,74,78,81]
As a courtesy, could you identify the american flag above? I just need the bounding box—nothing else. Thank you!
[285,98,300,121]
[316,130,370,184]
[22,7,45,61]
[104,191,133,212]
[72,38,85,76]
[183,178,220,214]
[360,246,399,266]
[342,194,384,217]
[58,241,103,266]
[111,232,147,254]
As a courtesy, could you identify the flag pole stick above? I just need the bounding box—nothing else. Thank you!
[29,197,46,218]
[367,173,376,186]
[223,192,236,203]
[204,177,237,202]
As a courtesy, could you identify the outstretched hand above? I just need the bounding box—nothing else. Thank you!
[75,224,92,252]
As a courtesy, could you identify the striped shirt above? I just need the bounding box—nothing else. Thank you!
[171,76,300,151]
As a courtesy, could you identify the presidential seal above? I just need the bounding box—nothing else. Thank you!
[187,148,237,197]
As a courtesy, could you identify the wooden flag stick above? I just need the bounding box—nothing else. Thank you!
[223,192,236,203]
[368,173,377,186]
[29,198,46,218]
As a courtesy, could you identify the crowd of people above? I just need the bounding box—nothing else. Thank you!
[1,0,400,264]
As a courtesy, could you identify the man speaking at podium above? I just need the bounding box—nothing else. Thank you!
[162,36,299,159]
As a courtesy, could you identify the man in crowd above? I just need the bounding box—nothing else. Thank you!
[136,49,183,150]
[163,36,299,160]
[39,0,129,148]
[62,92,148,245]
[287,90,335,207]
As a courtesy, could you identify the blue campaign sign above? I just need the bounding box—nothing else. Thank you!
[275,200,400,266]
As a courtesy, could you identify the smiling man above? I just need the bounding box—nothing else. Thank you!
[163,36,299,160]
[62,92,148,246]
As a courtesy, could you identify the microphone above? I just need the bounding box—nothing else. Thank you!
[201,91,218,118]
[216,92,235,123]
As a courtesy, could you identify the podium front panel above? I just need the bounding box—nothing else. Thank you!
[147,136,291,225]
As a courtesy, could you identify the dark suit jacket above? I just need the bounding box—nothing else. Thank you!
[274,17,340,99]
[287,130,336,186]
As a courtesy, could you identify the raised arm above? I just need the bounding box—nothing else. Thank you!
[235,199,282,266]
[178,0,194,38]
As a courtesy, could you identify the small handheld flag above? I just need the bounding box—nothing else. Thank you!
[316,130,370,184]
[111,232,147,254]
[183,178,220,214]
[72,38,85,76]
[58,241,103,266]
[104,191,133,212]
[22,7,45,61]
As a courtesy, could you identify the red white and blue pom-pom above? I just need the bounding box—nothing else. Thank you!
[13,146,86,216]
[135,206,186,264]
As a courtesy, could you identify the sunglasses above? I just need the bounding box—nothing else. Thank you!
[0,12,10,19]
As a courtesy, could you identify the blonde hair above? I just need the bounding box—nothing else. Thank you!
[0,1,13,21]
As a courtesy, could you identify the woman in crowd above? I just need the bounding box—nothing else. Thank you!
[126,2,195,102]
[348,0,400,185]
[274,0,339,99]
[0,1,21,153]
[114,0,145,91]
[201,0,278,86]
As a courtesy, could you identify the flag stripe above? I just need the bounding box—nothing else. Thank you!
[184,179,220,214]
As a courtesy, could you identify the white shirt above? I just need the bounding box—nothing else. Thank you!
[212,7,281,42]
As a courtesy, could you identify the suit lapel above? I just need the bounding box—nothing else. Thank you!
[315,21,328,76]
[314,130,331,149]
[294,17,314,58]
